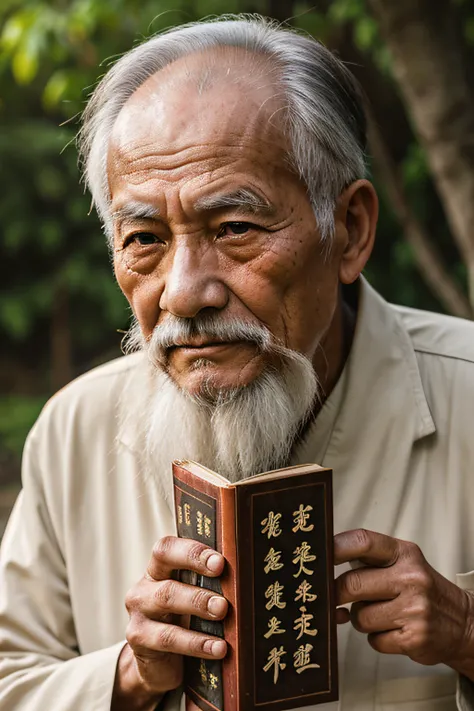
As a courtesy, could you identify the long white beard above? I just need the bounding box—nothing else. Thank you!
[123,317,319,483]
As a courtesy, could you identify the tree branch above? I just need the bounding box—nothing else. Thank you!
[367,108,472,319]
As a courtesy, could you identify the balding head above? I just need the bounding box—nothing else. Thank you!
[79,15,367,243]
[110,45,286,166]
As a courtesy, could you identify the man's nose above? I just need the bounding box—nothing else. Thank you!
[159,242,229,318]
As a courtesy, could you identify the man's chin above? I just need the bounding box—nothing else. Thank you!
[166,359,266,401]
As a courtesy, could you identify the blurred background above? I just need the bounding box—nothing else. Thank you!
[1,0,473,527]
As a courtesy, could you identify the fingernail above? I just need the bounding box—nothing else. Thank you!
[208,596,227,617]
[205,553,222,573]
[207,640,226,657]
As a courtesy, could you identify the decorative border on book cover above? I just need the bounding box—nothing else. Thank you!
[236,471,338,710]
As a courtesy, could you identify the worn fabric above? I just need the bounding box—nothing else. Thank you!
[1,278,474,711]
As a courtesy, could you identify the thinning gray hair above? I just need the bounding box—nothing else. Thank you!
[78,14,367,243]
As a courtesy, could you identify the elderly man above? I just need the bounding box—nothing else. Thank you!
[1,14,474,711]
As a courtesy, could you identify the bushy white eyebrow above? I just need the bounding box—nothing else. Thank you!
[111,201,160,223]
[193,188,275,216]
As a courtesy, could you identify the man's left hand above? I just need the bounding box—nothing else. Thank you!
[335,529,474,674]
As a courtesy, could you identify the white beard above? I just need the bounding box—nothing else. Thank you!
[123,317,319,483]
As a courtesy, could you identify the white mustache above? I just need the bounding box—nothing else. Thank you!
[149,314,273,355]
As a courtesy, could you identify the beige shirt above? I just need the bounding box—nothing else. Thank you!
[1,278,474,711]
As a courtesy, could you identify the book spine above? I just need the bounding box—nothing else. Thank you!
[173,466,235,711]
[217,486,238,711]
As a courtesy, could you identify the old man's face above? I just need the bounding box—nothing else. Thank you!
[108,51,350,399]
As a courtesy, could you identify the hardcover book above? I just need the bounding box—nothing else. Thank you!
[172,460,338,711]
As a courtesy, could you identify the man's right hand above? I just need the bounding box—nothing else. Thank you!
[111,536,228,711]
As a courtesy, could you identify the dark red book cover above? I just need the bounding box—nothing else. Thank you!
[172,461,338,711]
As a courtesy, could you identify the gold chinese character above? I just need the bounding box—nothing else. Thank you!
[184,503,191,526]
[293,605,318,640]
[292,504,314,532]
[264,616,286,638]
[261,511,282,538]
[208,673,219,690]
[294,579,318,603]
[196,511,211,537]
[177,505,183,525]
[199,659,207,685]
[264,547,284,574]
[292,541,316,578]
[197,510,204,536]
[265,581,287,610]
[293,643,320,673]
[263,645,286,684]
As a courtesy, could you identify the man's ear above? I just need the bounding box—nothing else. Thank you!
[336,180,378,284]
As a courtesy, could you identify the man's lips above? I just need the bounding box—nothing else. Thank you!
[167,340,254,357]
[174,339,230,348]
[170,340,242,350]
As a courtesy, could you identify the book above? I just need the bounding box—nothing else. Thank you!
[172,460,338,711]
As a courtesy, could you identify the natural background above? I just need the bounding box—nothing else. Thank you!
[1,0,474,520]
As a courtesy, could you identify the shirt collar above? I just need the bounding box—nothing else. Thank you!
[294,277,436,465]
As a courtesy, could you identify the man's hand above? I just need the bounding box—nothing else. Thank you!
[112,536,228,711]
[335,529,474,676]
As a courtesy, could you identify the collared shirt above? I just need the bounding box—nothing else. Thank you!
[0,278,473,711]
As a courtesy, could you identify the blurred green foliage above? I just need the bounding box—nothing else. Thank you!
[0,0,472,473]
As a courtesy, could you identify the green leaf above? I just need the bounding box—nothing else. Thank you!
[43,69,70,109]
[328,0,364,24]
[354,16,378,51]
[11,44,39,84]
[402,143,429,188]
[0,14,25,53]
[0,297,33,340]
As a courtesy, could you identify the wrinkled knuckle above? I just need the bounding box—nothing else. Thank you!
[347,570,363,596]
[157,624,177,652]
[190,635,210,655]
[192,588,212,611]
[154,579,176,611]
[125,587,141,613]
[187,541,207,566]
[401,622,429,655]
[338,570,362,602]
[153,536,174,561]
[406,567,433,593]
[355,529,372,555]
[126,620,144,650]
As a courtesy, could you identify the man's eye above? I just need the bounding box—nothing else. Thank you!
[124,232,159,247]
[217,222,253,238]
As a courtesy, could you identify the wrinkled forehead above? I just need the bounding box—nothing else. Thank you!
[109,46,289,165]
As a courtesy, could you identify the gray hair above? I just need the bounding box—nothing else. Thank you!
[78,14,367,243]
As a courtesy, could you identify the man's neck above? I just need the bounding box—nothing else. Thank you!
[315,289,356,400]
[301,286,357,437]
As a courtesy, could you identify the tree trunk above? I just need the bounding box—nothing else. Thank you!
[366,0,474,308]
